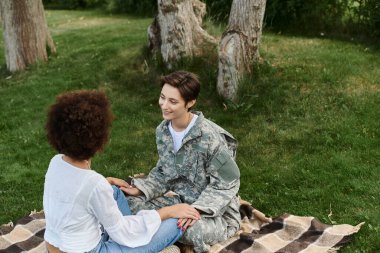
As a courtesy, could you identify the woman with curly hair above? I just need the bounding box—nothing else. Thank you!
[43,90,200,253]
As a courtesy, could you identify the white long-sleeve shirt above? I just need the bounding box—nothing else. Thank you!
[43,154,161,253]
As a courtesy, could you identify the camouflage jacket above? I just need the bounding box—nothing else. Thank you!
[133,112,241,223]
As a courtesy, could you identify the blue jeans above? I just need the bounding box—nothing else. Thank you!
[88,186,183,253]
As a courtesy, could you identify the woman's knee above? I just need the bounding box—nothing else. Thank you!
[111,186,132,216]
[111,185,121,197]
[161,218,179,232]
[181,219,227,246]
[160,218,182,239]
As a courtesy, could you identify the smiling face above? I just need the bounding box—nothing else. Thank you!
[159,83,195,121]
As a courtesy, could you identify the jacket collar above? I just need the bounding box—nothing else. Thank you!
[159,111,204,145]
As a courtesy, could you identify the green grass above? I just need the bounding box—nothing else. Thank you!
[0,10,379,252]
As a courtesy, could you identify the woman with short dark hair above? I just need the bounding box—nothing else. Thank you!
[43,90,200,253]
[125,71,241,252]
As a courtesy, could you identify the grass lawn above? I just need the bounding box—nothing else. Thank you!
[0,10,379,252]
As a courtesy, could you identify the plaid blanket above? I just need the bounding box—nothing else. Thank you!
[0,204,363,253]
[208,211,364,253]
[0,211,45,253]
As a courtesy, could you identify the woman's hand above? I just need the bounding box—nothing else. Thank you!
[121,186,143,196]
[106,177,130,188]
[158,204,200,222]
[106,177,143,196]
[177,218,198,231]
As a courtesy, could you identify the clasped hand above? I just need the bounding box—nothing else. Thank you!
[107,177,202,231]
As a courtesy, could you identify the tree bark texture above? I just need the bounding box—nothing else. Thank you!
[217,0,266,101]
[0,0,56,72]
[148,0,216,69]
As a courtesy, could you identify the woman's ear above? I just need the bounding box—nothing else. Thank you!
[186,99,196,109]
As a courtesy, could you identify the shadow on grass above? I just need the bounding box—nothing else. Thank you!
[105,45,222,109]
[223,60,289,118]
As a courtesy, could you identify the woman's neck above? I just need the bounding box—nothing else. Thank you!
[63,155,91,170]
[171,112,193,132]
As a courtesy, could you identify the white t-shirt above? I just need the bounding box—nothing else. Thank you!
[169,114,198,152]
[43,154,161,253]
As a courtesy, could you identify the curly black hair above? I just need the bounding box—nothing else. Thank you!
[46,90,113,160]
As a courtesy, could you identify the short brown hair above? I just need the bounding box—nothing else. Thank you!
[46,90,113,160]
[160,71,200,107]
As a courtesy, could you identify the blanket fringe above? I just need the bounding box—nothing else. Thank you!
[4,221,13,227]
[252,208,272,223]
[353,222,365,232]
[1,210,43,228]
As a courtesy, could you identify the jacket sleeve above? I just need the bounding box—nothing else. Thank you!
[132,159,169,201]
[191,147,240,217]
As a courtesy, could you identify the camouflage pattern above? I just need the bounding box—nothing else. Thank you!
[128,112,241,253]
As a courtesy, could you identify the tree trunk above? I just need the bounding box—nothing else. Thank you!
[217,0,266,101]
[0,0,56,72]
[148,0,216,69]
